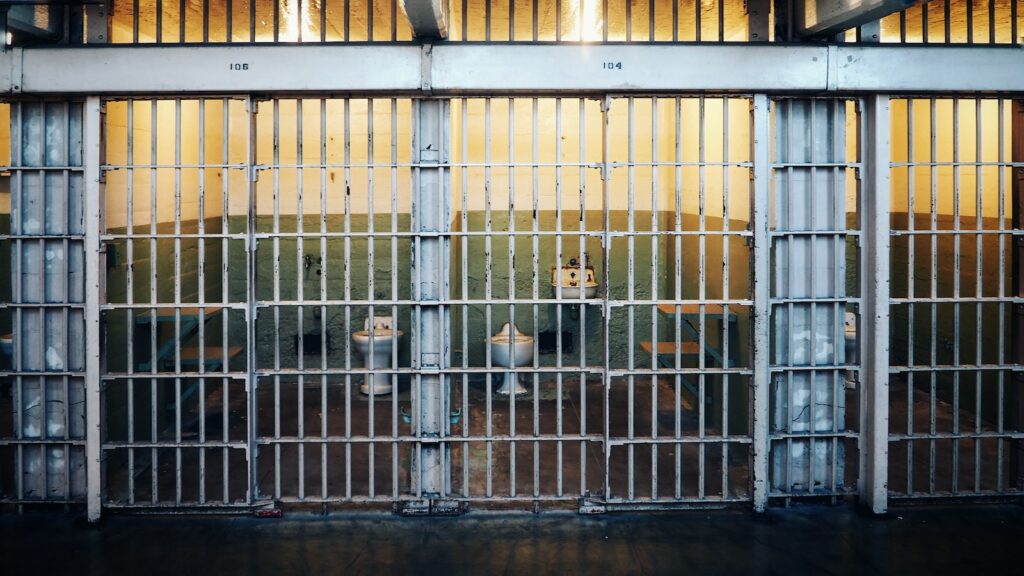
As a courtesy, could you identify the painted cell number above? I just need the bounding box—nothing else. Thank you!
[230,63,250,71]
[603,62,623,70]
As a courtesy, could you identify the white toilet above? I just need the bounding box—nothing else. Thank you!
[489,322,534,395]
[353,316,403,395]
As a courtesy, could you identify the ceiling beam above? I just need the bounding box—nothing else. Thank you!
[400,0,448,40]
[795,0,913,38]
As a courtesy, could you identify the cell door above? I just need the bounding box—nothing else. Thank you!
[100,98,252,509]
[250,98,418,505]
[446,96,756,509]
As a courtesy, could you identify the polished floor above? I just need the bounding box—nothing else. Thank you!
[1,504,1021,575]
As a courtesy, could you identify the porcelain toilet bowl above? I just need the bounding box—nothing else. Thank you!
[353,317,403,395]
[489,322,534,395]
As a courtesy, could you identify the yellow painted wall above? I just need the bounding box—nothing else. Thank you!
[890,98,1012,220]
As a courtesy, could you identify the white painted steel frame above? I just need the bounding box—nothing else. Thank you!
[6,43,1020,520]
[85,96,102,521]
[3,45,1024,95]
[860,94,889,514]
[751,94,771,511]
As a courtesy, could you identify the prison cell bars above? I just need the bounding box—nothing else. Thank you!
[888,97,1024,499]
[450,98,598,503]
[598,96,755,507]
[0,102,89,507]
[100,0,1024,46]
[98,98,250,508]
[110,0,411,43]
[248,98,410,504]
[21,93,1011,515]
[767,98,861,502]
[448,0,747,41]
[883,0,1022,44]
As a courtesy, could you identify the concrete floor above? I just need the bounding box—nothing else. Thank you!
[1,504,1022,575]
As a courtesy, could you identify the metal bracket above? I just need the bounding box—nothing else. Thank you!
[394,498,466,516]
[420,43,433,94]
[417,434,442,445]
[578,496,607,515]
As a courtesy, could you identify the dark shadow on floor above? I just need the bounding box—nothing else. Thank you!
[1,504,1022,576]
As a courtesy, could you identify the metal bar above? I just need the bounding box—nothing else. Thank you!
[412,97,449,498]
[860,94,890,514]
[85,97,102,520]
[246,96,258,504]
[752,94,771,511]
[319,97,328,501]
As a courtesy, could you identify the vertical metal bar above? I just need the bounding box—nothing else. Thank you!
[221,98,231,504]
[698,96,707,501]
[507,97,516,497]
[996,99,1006,494]
[554,97,563,497]
[198,99,207,505]
[674,96,683,499]
[247,96,258,504]
[320,97,328,501]
[601,94,611,501]
[952,97,962,495]
[721,97,731,499]
[650,96,659,501]
[391,97,400,499]
[695,0,701,41]
[85,97,102,521]
[944,0,952,44]
[531,97,540,499]
[627,96,635,502]
[367,97,376,499]
[751,94,771,512]
[272,99,281,501]
[860,95,890,514]
[460,97,470,498]
[368,0,374,40]
[485,97,493,498]
[296,98,305,501]
[748,0,769,40]
[412,98,449,499]
[967,0,974,44]
[173,99,182,506]
[127,100,136,505]
[150,99,159,504]
[343,98,352,500]
[579,96,588,497]
[1012,0,1018,47]
[975,98,984,493]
